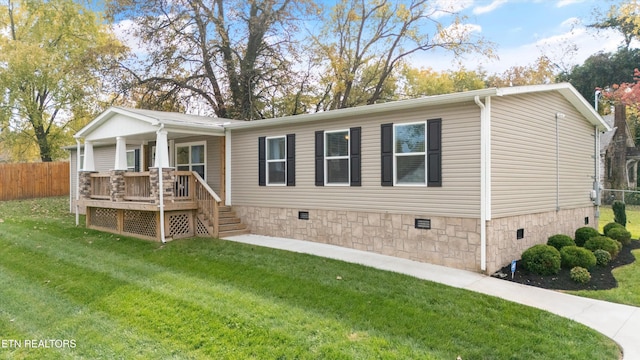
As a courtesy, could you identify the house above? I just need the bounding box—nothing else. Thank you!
[69,83,610,274]
[600,106,640,194]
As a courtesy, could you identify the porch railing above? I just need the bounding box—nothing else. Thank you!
[89,173,110,199]
[193,171,221,237]
[124,172,152,202]
[175,171,195,201]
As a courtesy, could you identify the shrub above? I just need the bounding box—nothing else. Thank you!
[603,222,625,236]
[560,246,597,269]
[613,200,627,227]
[594,249,612,267]
[570,267,591,284]
[574,227,600,247]
[606,227,632,246]
[521,244,561,276]
[584,236,620,259]
[547,234,575,251]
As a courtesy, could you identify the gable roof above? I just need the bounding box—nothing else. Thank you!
[74,107,241,141]
[222,83,610,132]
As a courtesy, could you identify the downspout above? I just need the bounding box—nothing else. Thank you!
[594,126,601,225]
[157,125,166,244]
[75,139,81,226]
[475,95,488,272]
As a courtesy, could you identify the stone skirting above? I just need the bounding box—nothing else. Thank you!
[485,207,596,274]
[233,206,483,272]
[234,205,598,274]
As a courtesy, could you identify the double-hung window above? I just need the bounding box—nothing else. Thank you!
[266,136,286,185]
[315,127,361,186]
[381,119,441,187]
[325,130,350,185]
[258,134,295,186]
[176,142,206,180]
[394,123,426,185]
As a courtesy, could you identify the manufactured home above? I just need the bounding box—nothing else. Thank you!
[69,83,610,274]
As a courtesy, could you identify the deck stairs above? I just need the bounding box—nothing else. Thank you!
[196,205,249,238]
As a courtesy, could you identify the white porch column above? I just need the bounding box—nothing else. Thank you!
[83,141,95,171]
[154,130,170,168]
[114,136,128,170]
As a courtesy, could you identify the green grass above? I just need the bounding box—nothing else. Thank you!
[0,197,621,359]
[570,205,640,306]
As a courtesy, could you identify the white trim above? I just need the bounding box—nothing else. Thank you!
[324,129,350,186]
[393,121,427,186]
[225,130,232,206]
[265,135,287,186]
[174,140,207,181]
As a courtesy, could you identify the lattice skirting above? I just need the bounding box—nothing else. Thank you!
[86,207,197,241]
[88,208,118,230]
[123,210,157,238]
[196,216,211,237]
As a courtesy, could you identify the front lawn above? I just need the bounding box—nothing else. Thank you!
[0,197,621,359]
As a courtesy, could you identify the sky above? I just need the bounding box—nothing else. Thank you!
[421,0,628,74]
[111,0,630,76]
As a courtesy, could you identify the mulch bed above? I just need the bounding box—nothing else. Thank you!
[492,240,640,291]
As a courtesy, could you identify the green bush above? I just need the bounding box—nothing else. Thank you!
[547,234,575,251]
[574,227,600,247]
[594,249,612,267]
[560,246,597,269]
[521,244,561,276]
[606,227,632,246]
[570,267,591,284]
[603,222,625,236]
[613,200,627,227]
[584,236,620,259]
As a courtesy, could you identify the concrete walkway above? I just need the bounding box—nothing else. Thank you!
[224,234,640,359]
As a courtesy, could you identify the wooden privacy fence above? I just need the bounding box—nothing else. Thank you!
[0,162,70,201]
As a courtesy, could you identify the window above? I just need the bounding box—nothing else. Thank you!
[176,142,205,179]
[267,136,286,185]
[259,134,295,186]
[126,149,139,172]
[325,130,350,185]
[315,127,361,186]
[381,119,441,187]
[394,123,426,184]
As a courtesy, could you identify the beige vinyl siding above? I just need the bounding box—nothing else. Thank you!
[230,102,482,218]
[491,92,595,218]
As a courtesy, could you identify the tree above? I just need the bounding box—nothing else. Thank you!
[109,0,316,120]
[400,65,485,98]
[589,0,640,50]
[0,0,125,162]
[311,0,494,110]
[486,56,558,87]
[558,48,640,107]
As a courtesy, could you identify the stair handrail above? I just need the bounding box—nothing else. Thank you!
[192,171,221,237]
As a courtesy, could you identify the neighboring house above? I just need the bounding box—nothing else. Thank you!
[68,83,610,274]
[600,108,640,192]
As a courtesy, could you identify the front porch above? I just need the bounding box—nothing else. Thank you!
[77,168,248,241]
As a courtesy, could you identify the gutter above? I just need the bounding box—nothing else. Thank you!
[475,95,490,272]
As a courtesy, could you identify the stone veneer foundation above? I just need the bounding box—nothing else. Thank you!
[234,205,598,274]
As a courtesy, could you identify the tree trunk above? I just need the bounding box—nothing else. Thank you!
[611,104,627,197]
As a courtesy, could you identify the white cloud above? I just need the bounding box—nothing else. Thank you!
[431,0,474,18]
[557,0,586,8]
[473,0,508,15]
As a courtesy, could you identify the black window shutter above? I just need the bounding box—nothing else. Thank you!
[427,119,442,187]
[258,136,266,186]
[381,123,393,186]
[350,127,361,186]
[286,134,295,186]
[134,149,140,172]
[315,130,324,186]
